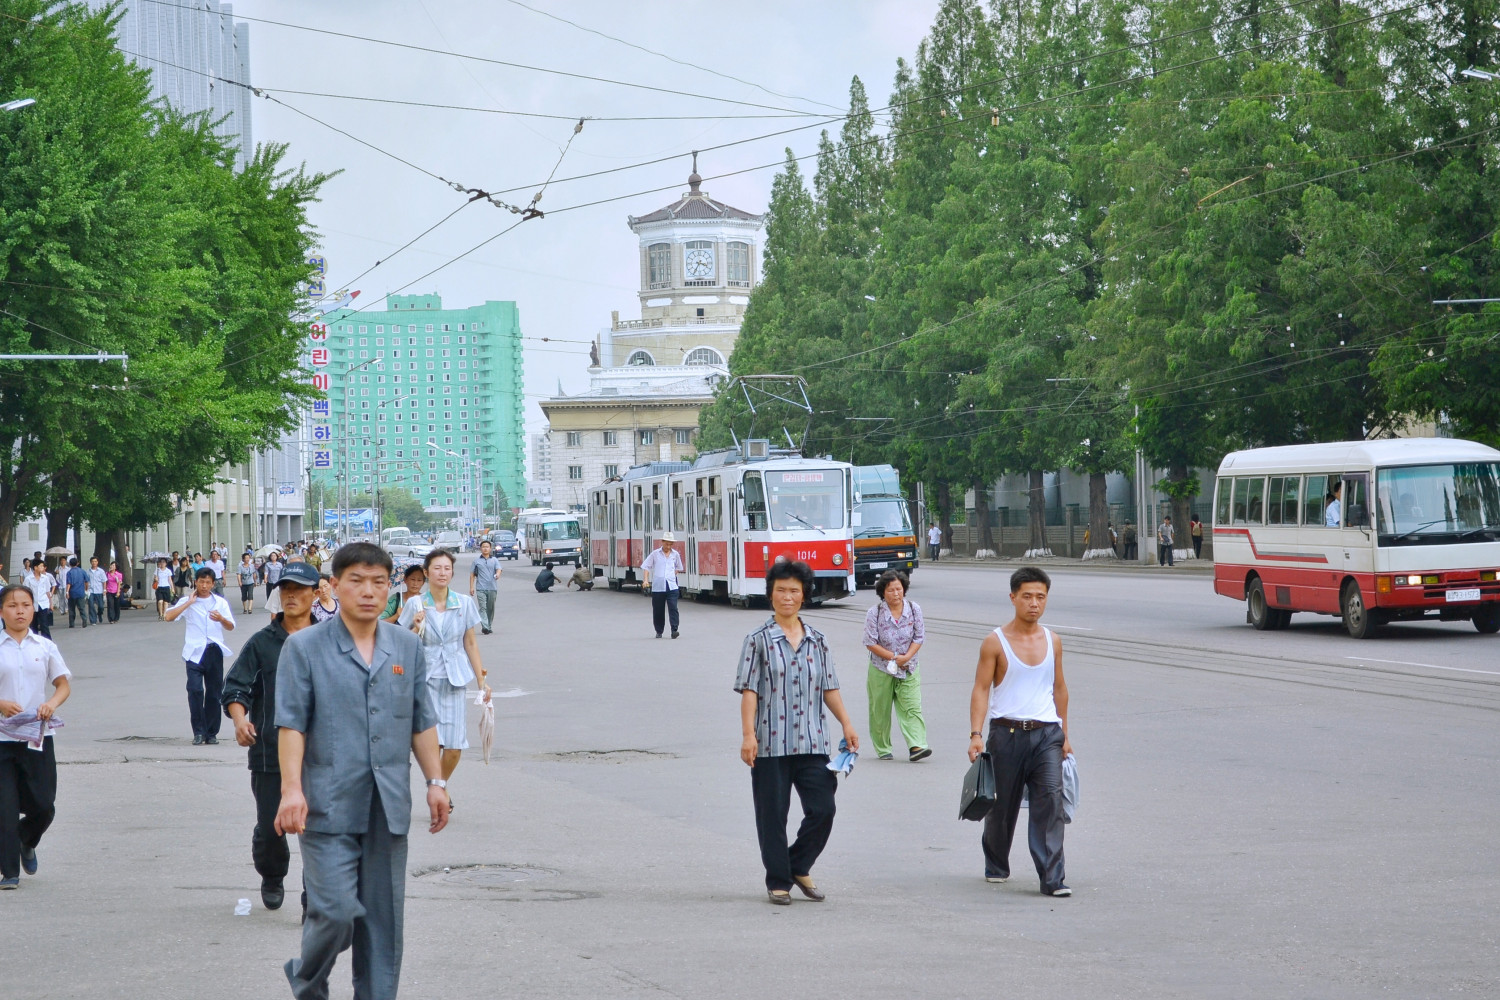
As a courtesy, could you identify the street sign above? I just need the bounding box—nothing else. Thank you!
[278,484,296,496]
[310,348,329,367]
[308,323,327,341]
[307,278,326,297]
[312,425,332,442]
[313,450,331,469]
[308,256,326,276]
[311,373,329,391]
[312,400,330,416]
[323,508,374,528]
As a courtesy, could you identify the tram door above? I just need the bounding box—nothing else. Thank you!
[728,487,743,599]
[607,495,618,581]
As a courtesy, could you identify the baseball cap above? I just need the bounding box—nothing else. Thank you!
[278,562,322,588]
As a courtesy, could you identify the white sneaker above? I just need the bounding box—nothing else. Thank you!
[985,874,1007,883]
[1047,885,1072,897]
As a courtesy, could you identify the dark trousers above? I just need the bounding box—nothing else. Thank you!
[750,753,838,892]
[651,587,680,636]
[289,789,407,1000]
[929,542,941,561]
[0,736,57,880]
[251,770,291,882]
[1192,535,1203,558]
[88,593,103,623]
[30,608,52,639]
[982,722,1066,892]
[106,593,120,622]
[67,596,88,627]
[185,645,225,739]
[1158,542,1174,566]
[1123,541,1137,560]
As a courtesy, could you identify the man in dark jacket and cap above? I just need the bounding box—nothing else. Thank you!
[221,560,320,910]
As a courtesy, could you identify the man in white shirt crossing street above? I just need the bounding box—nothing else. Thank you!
[641,533,685,639]
[164,567,236,745]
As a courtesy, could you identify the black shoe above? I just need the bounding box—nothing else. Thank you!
[261,878,285,910]
[655,633,663,639]
[192,734,204,745]
[767,889,792,905]
[204,736,218,745]
[909,746,933,762]
[481,628,492,635]
[671,630,680,639]
[19,845,36,875]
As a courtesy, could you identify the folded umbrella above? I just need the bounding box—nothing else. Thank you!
[473,687,495,764]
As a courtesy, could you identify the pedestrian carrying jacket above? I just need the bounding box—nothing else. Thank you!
[221,614,291,773]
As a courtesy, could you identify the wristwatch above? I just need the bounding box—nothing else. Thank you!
[970,731,983,738]
[426,778,447,789]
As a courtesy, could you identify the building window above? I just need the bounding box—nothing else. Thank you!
[676,429,691,444]
[638,430,654,446]
[458,325,466,332]
[684,347,724,366]
[566,431,582,447]
[627,350,655,367]
[648,242,672,288]
[568,465,584,481]
[684,240,716,286]
[426,324,435,333]
[603,430,618,446]
[603,464,619,479]
[727,241,752,286]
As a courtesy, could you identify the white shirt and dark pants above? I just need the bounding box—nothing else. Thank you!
[0,631,71,882]
[169,593,235,742]
[641,546,684,638]
[982,626,1067,894]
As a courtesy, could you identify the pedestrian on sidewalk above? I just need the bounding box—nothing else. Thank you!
[1157,516,1175,567]
[207,550,227,595]
[222,560,320,913]
[642,532,684,639]
[310,576,339,623]
[469,539,501,635]
[928,523,943,562]
[274,542,449,1000]
[64,559,89,629]
[105,562,123,624]
[398,549,489,811]
[163,568,236,746]
[24,561,55,639]
[967,566,1073,897]
[0,584,72,890]
[1121,521,1138,561]
[264,552,283,602]
[174,557,192,602]
[1190,514,1203,559]
[237,553,258,616]
[863,570,930,762]
[735,560,860,905]
[85,557,106,625]
[383,564,424,623]
[155,559,175,619]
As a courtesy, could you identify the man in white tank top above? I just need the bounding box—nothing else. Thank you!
[967,566,1072,897]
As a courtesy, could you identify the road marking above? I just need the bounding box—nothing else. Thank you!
[1344,656,1500,676]
[1050,624,1094,631]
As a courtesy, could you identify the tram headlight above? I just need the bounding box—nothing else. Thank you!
[832,553,843,566]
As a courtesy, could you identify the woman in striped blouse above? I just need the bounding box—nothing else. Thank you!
[863,570,929,762]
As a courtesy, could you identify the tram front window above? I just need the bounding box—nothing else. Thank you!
[767,470,847,531]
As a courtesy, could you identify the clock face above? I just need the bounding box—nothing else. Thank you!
[684,247,715,278]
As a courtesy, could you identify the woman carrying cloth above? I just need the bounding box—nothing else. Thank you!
[863,569,930,762]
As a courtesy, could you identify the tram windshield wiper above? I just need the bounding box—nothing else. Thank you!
[785,511,825,534]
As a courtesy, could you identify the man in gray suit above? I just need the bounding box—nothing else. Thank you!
[274,542,450,1000]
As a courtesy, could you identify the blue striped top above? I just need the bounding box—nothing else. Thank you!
[734,617,841,758]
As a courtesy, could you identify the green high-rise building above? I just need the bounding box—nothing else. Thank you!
[315,292,524,524]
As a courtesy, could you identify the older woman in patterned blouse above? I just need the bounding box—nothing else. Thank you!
[863,569,930,762]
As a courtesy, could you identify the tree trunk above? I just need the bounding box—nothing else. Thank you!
[46,508,71,571]
[973,479,996,558]
[92,530,113,567]
[936,481,953,554]
[1025,469,1051,558]
[1082,471,1116,561]
[0,494,15,582]
[1170,465,1195,561]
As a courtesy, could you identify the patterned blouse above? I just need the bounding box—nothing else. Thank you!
[734,617,841,758]
[863,599,925,678]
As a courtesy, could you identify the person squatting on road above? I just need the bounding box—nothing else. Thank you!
[398,549,490,812]
[735,559,860,905]
[221,561,321,914]
[863,570,931,762]
[642,531,684,639]
[275,542,450,1000]
[469,539,502,635]
[968,566,1073,897]
[164,567,236,746]
[0,584,71,890]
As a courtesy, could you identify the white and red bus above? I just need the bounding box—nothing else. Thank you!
[1212,438,1500,638]
[588,447,857,606]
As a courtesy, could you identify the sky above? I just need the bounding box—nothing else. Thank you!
[231,0,942,474]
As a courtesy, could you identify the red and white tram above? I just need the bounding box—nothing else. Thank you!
[588,445,858,605]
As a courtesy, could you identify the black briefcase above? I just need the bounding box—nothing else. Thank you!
[959,751,997,821]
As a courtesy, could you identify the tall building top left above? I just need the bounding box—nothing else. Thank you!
[86,0,253,171]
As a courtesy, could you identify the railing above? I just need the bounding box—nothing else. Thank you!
[612,316,736,331]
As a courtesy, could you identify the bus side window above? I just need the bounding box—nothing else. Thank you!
[1231,478,1251,524]
[743,474,768,531]
[1267,477,1284,524]
[1245,477,1265,523]
[1282,476,1301,525]
[1215,478,1232,525]
[1343,476,1369,528]
[1303,475,1327,525]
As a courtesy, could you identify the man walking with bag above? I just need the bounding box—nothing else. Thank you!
[967,566,1072,897]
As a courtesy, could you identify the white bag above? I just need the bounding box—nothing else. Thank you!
[1060,753,1079,824]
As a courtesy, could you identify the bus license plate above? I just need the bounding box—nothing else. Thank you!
[1446,588,1481,603]
[869,562,888,570]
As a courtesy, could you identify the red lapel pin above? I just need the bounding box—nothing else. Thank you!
[392,664,404,675]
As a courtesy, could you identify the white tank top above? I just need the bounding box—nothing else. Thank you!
[987,626,1061,723]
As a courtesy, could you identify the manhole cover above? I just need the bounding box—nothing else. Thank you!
[534,749,677,762]
[413,864,558,887]
[99,736,178,743]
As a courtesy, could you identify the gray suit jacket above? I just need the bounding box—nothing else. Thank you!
[276,614,437,835]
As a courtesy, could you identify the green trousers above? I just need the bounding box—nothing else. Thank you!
[866,663,928,757]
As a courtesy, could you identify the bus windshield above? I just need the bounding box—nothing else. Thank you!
[542,520,581,541]
[766,470,846,531]
[1375,463,1500,544]
[856,498,911,535]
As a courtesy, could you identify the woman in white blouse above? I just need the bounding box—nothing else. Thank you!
[399,549,490,809]
[0,583,72,889]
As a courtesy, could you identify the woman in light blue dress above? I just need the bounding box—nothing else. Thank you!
[399,549,490,808]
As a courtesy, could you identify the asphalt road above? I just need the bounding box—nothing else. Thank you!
[10,555,1498,998]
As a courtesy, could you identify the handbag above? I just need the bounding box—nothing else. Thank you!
[1061,753,1078,824]
[959,751,997,821]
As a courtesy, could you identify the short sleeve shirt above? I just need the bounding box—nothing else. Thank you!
[399,591,481,687]
[863,599,925,675]
[238,563,258,585]
[0,631,71,742]
[471,556,502,591]
[734,617,840,758]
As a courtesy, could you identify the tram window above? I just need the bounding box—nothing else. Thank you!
[743,474,768,530]
[1303,475,1328,525]
[651,484,663,531]
[673,496,685,531]
[632,487,643,531]
[699,496,712,532]
[1214,478,1231,525]
[1267,478,1284,524]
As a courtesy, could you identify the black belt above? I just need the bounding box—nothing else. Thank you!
[993,718,1051,732]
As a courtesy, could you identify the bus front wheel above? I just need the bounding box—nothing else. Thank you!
[1474,604,1500,634]
[1342,581,1379,639]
